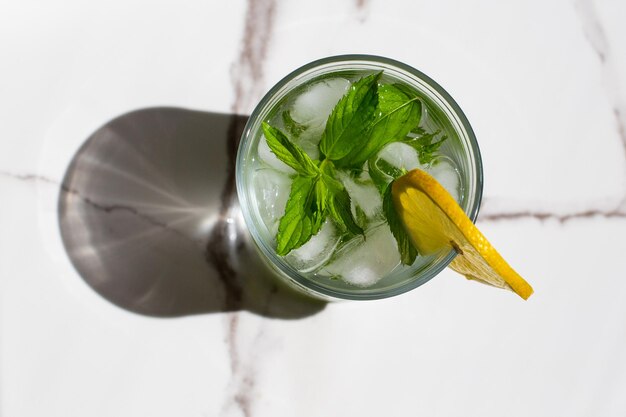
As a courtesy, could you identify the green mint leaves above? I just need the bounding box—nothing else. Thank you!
[263,71,444,259]
[383,183,418,265]
[320,72,380,160]
[262,122,325,255]
[402,128,447,165]
[262,123,318,176]
[282,110,307,139]
[262,120,364,255]
[276,176,324,256]
[335,83,422,169]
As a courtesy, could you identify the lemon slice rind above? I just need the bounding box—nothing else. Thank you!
[392,169,533,300]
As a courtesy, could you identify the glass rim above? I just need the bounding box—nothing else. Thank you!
[236,54,483,300]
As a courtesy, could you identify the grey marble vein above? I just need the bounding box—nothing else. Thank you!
[480,206,626,223]
[613,107,626,158]
[230,0,277,115]
[6,169,625,228]
[574,0,609,63]
[355,0,370,21]
[220,0,278,415]
[0,171,203,245]
[574,0,626,160]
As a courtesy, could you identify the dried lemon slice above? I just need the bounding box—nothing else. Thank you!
[392,169,533,299]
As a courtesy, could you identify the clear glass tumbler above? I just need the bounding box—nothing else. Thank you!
[236,55,483,301]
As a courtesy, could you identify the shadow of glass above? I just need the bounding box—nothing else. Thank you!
[58,107,325,319]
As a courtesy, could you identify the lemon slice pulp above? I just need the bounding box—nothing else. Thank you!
[392,169,533,300]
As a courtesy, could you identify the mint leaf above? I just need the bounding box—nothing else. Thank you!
[319,72,381,160]
[354,204,368,230]
[319,160,344,192]
[276,176,325,255]
[307,176,328,217]
[402,130,447,165]
[383,182,418,265]
[320,160,362,235]
[410,126,427,136]
[282,110,307,139]
[328,186,363,236]
[336,83,422,169]
[262,122,318,176]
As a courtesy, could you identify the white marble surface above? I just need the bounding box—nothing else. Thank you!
[2,0,626,416]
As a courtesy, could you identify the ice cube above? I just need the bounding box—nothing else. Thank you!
[376,143,461,203]
[427,157,461,202]
[337,171,382,219]
[254,168,291,235]
[376,142,425,172]
[322,224,400,287]
[291,78,350,133]
[286,78,350,161]
[285,220,340,273]
[257,135,295,174]
[293,131,320,160]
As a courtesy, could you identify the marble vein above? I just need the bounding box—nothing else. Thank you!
[574,0,626,159]
[4,169,624,233]
[613,108,626,158]
[355,0,370,21]
[214,0,277,416]
[574,0,609,63]
[480,206,626,223]
[0,171,203,247]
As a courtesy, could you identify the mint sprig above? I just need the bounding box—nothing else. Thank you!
[262,121,362,254]
[263,71,445,260]
[262,122,326,255]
